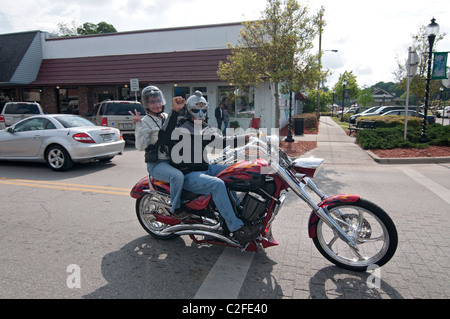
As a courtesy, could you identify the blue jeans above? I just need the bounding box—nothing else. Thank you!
[183,164,244,232]
[147,160,184,213]
[222,121,229,135]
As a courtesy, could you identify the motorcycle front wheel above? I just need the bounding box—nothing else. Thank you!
[136,193,178,240]
[312,198,398,272]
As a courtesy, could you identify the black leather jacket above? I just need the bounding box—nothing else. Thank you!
[158,110,244,174]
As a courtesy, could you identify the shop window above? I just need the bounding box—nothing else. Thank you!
[1,89,16,112]
[120,86,141,101]
[218,86,255,118]
[57,88,79,114]
[174,86,191,99]
[193,87,208,102]
[23,89,41,103]
[174,86,208,103]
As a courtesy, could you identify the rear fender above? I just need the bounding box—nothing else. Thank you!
[308,194,360,238]
[130,176,149,199]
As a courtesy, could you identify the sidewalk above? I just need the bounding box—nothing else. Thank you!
[285,116,450,164]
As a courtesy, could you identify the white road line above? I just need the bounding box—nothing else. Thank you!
[194,247,255,299]
[400,167,450,205]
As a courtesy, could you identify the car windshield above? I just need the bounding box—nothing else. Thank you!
[54,115,96,128]
[105,102,145,115]
[361,107,380,114]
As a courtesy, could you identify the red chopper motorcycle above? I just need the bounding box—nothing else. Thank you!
[130,135,397,272]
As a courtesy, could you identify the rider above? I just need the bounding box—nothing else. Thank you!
[159,91,261,245]
[131,86,185,216]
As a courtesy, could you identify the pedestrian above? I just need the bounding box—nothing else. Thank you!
[215,98,225,130]
[222,104,229,135]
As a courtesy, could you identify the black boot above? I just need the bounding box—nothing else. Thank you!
[232,224,262,245]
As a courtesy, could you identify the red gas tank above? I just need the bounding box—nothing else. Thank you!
[217,159,271,192]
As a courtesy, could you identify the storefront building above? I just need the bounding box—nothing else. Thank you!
[1,23,301,130]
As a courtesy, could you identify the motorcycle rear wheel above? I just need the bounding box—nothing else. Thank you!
[136,194,178,240]
[312,198,398,272]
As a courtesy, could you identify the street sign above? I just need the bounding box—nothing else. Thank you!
[442,78,450,88]
[130,78,139,92]
[407,47,419,77]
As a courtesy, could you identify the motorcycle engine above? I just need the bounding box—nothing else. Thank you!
[240,193,267,222]
[235,179,276,223]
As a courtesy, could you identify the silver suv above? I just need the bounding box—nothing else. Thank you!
[87,100,146,141]
[0,102,44,129]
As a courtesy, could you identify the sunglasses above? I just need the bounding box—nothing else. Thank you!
[191,109,207,114]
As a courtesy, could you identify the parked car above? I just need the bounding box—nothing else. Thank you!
[381,110,436,125]
[349,106,384,123]
[86,100,146,141]
[0,102,44,129]
[435,106,450,118]
[0,114,125,171]
[350,106,420,124]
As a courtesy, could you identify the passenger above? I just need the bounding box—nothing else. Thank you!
[130,86,185,217]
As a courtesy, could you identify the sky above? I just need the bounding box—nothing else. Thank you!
[1,0,449,89]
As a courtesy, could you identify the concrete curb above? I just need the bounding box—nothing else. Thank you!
[366,150,450,164]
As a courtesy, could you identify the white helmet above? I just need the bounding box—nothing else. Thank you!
[186,91,208,120]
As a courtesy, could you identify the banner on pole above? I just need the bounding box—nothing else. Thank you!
[432,52,448,79]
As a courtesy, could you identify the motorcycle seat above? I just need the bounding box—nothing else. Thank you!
[180,189,200,200]
[152,179,203,201]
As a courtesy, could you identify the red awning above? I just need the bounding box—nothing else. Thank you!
[295,92,306,101]
[32,49,231,86]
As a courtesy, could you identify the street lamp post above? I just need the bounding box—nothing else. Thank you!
[420,17,440,143]
[285,92,294,143]
[439,87,445,125]
[332,90,335,117]
[316,50,338,118]
[340,80,347,122]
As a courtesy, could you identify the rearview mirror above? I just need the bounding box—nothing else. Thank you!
[6,127,14,133]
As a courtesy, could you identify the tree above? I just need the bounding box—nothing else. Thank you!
[358,87,374,107]
[57,21,117,37]
[304,89,334,113]
[57,21,78,37]
[77,22,117,35]
[217,0,322,127]
[333,71,359,106]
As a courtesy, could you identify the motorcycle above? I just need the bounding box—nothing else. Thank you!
[130,134,398,272]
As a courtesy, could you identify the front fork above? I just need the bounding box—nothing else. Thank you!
[271,161,359,249]
[302,177,360,249]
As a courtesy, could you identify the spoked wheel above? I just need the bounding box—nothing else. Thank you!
[312,198,398,272]
[136,194,178,240]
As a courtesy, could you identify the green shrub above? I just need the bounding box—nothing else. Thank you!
[356,123,450,150]
[229,120,240,128]
[293,113,317,130]
[358,115,422,128]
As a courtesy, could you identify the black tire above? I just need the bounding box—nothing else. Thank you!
[312,198,398,272]
[45,145,74,171]
[136,194,178,240]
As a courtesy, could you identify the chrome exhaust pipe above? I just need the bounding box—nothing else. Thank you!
[160,221,221,235]
[175,230,241,247]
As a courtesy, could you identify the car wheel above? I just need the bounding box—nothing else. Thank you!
[45,145,74,171]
